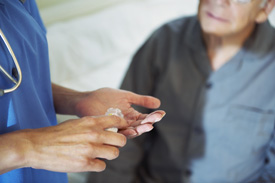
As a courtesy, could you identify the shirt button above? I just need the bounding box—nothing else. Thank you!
[184,169,192,177]
[264,157,270,164]
[205,82,212,89]
[194,126,204,134]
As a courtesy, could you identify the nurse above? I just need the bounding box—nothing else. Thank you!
[0,0,164,182]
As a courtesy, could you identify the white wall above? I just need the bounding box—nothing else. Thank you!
[37,0,138,26]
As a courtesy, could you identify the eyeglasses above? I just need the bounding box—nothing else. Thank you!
[0,29,22,96]
[231,0,254,3]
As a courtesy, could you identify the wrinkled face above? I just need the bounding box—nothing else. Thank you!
[198,0,265,37]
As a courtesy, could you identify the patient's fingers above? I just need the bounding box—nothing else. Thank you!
[140,110,166,124]
[119,124,154,138]
[118,110,165,138]
[128,110,166,127]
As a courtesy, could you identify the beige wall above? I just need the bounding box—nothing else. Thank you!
[36,0,130,26]
[36,0,69,9]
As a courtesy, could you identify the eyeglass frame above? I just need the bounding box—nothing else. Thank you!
[231,0,254,3]
[0,29,22,96]
[231,0,268,7]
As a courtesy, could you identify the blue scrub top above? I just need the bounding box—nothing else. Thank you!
[0,0,68,182]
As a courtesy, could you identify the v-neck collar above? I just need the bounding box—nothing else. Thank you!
[242,20,275,62]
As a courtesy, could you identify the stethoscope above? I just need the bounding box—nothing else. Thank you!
[0,29,22,96]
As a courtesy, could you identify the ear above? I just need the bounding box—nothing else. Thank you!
[255,0,275,23]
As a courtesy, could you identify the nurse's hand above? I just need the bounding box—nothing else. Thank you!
[53,84,165,138]
[0,115,127,174]
[73,87,165,138]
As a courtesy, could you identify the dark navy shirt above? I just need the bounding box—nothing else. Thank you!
[0,0,68,182]
[89,16,275,183]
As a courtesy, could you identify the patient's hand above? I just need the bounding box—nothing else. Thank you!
[119,110,166,138]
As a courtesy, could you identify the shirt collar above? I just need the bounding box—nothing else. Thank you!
[183,16,213,77]
[185,16,205,52]
[242,20,275,61]
[186,17,275,63]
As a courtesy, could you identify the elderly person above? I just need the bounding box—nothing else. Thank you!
[88,0,275,182]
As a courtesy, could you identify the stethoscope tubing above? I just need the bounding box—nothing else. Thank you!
[0,29,22,95]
